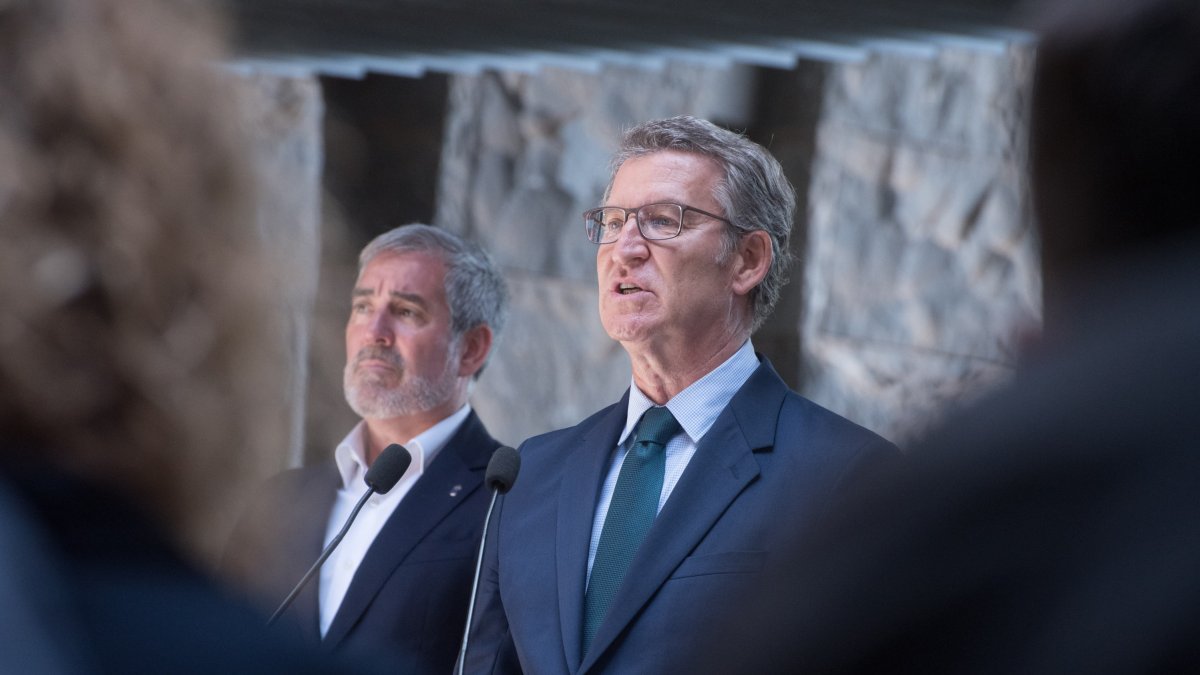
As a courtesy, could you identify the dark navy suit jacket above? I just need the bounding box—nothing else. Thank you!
[226,411,499,674]
[464,358,899,674]
[3,467,382,675]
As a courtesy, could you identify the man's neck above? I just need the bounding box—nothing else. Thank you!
[626,331,749,405]
[360,401,462,465]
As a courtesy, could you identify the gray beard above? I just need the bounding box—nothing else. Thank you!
[343,346,460,420]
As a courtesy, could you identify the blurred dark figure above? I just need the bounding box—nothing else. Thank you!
[704,0,1200,672]
[0,478,90,673]
[0,0,373,671]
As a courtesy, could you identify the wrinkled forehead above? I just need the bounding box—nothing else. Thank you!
[354,249,448,292]
[605,151,726,211]
[605,149,724,199]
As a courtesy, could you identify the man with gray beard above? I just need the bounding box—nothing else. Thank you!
[226,224,508,675]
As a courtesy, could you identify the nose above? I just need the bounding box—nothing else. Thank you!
[610,210,649,263]
[365,308,393,345]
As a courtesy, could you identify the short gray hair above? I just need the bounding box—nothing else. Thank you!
[359,224,508,367]
[606,116,796,331]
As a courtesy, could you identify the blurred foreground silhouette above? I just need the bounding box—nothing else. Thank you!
[701,0,1200,671]
[0,0,379,671]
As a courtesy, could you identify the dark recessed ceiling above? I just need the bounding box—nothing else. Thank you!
[222,0,1033,78]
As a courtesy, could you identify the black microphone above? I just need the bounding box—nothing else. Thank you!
[267,443,412,626]
[454,446,521,675]
[364,443,413,494]
[483,445,520,494]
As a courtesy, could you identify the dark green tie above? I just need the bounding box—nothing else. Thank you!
[582,406,681,655]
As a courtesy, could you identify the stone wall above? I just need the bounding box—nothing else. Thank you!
[801,43,1039,443]
[436,63,762,446]
[231,73,325,468]
[434,41,1038,448]
[249,37,1039,456]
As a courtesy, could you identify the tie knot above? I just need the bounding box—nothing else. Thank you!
[635,406,681,448]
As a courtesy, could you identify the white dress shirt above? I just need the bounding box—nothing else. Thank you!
[587,340,759,578]
[318,404,472,637]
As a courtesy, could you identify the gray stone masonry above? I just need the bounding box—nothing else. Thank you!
[234,37,1039,456]
[437,42,1038,447]
[802,43,1039,442]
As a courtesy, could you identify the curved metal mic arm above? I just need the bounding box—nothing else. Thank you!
[454,444,520,673]
[267,486,376,626]
[454,488,501,674]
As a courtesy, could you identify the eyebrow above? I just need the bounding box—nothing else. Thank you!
[351,288,429,308]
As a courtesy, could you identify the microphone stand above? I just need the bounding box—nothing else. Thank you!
[267,486,377,626]
[453,488,502,675]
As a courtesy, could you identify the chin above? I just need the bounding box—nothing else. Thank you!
[602,319,655,345]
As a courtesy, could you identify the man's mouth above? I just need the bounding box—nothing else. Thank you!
[617,283,643,295]
[354,349,403,372]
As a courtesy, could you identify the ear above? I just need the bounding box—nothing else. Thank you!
[456,324,493,379]
[730,230,773,297]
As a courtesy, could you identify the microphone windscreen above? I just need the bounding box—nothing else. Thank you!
[365,444,412,494]
[485,446,521,494]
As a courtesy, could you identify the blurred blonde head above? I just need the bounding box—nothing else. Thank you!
[0,0,287,557]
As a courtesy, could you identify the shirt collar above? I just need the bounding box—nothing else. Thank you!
[333,404,473,491]
[620,340,759,446]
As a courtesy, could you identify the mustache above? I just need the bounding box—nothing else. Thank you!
[352,346,404,371]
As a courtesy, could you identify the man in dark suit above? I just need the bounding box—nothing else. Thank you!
[463,116,899,674]
[699,0,1200,672]
[226,224,508,673]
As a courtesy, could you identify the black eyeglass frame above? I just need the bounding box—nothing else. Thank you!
[582,202,732,244]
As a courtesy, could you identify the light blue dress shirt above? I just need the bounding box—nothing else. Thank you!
[586,340,759,578]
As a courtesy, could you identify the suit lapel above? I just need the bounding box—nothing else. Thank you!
[557,393,629,672]
[322,412,494,647]
[579,361,786,672]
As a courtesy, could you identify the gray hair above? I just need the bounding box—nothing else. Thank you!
[606,116,796,331]
[359,224,508,369]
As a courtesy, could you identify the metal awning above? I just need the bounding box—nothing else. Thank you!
[223,0,1032,78]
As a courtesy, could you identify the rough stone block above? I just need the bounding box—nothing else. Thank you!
[231,72,324,468]
[799,42,1039,442]
[471,271,630,446]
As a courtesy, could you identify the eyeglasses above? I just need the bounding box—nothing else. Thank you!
[582,202,732,244]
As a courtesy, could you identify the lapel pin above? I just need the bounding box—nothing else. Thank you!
[449,484,463,498]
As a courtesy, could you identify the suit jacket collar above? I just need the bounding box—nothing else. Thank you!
[577,357,788,673]
[322,410,496,647]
